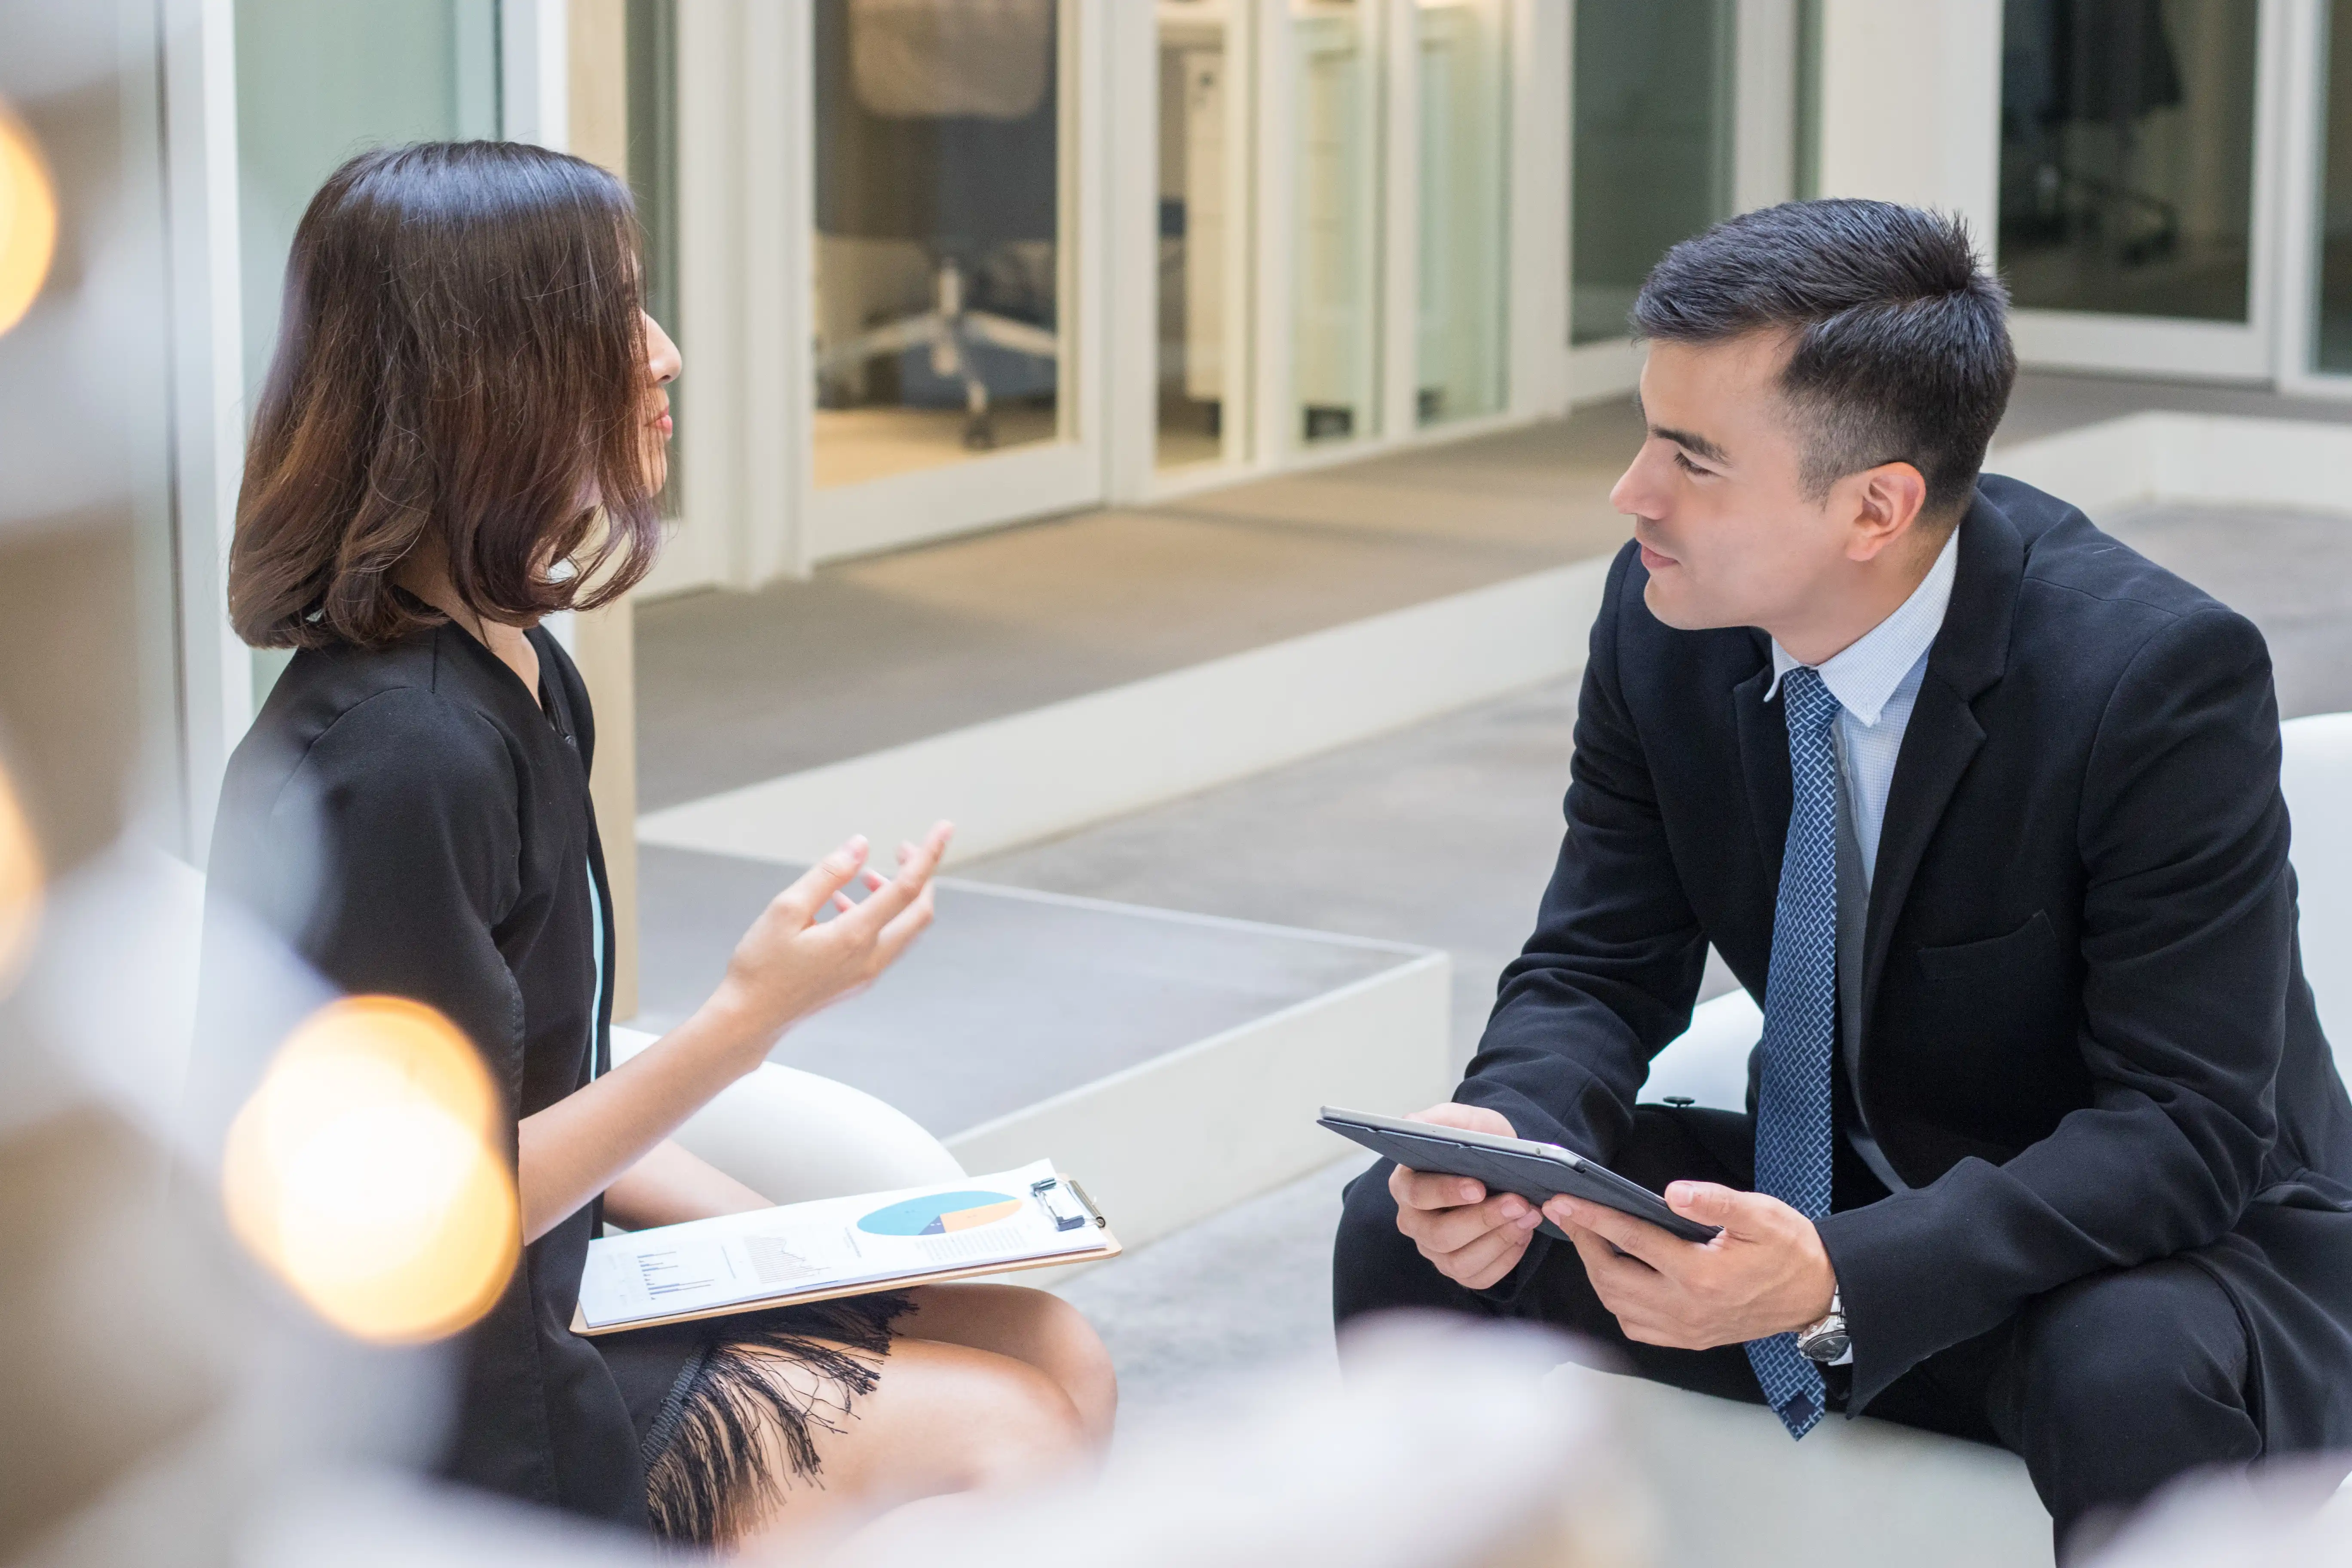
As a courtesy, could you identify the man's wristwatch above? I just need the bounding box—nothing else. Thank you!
[1796,1289,1849,1364]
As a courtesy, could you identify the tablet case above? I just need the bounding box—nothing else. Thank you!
[1317,1108,1721,1244]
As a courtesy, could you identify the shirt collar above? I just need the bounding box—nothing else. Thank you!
[1765,526,1960,725]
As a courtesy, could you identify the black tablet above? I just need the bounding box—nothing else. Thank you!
[1317,1105,1722,1245]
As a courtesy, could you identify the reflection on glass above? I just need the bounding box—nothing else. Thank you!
[1292,0,1380,446]
[1997,0,2257,322]
[812,0,1066,489]
[2315,0,2352,371]
[1570,0,1733,345]
[1157,0,1242,470]
[1416,0,1509,426]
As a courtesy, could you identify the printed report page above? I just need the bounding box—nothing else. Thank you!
[577,1158,1101,1329]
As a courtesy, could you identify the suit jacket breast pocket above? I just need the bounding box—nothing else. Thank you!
[1908,910,2084,1139]
[1916,910,2061,983]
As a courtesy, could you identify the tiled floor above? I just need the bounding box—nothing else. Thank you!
[632,845,1422,1139]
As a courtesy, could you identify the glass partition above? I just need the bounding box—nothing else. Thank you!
[233,0,500,707]
[1997,0,2258,322]
[1156,0,1245,470]
[628,0,682,513]
[1570,0,1734,345]
[1291,0,1381,447]
[810,0,1067,488]
[1415,0,1509,426]
[234,0,499,395]
[2316,0,2352,371]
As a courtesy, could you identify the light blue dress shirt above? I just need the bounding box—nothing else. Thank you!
[1761,528,1960,1212]
[1764,527,1960,889]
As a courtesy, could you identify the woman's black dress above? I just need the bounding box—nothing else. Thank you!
[199,621,904,1537]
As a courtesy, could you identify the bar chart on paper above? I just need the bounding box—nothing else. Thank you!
[634,1248,717,1300]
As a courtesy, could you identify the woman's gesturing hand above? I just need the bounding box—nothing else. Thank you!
[707,821,954,1060]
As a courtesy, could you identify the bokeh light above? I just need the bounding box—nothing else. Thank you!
[223,996,518,1344]
[0,106,58,336]
[0,754,42,993]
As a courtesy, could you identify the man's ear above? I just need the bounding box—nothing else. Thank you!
[1844,461,1929,563]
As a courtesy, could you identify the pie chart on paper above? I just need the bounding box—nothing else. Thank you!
[858,1190,1023,1237]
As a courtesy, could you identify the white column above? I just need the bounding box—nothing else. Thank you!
[1509,0,1571,420]
[1812,0,2002,249]
[1732,0,1801,215]
[1380,0,1419,443]
[1101,0,1160,504]
[500,0,572,150]
[160,0,252,861]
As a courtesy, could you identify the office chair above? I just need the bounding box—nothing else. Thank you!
[813,0,1061,451]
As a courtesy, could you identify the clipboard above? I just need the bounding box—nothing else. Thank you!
[571,1173,1120,1337]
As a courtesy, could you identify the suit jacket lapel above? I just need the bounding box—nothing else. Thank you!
[1860,495,2024,1023]
[1731,635,1789,886]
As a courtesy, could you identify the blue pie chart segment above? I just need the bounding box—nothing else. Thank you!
[859,1190,1023,1237]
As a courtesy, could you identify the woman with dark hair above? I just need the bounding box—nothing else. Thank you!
[204,141,1113,1549]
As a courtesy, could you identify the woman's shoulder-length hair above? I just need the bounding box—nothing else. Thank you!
[229,140,662,650]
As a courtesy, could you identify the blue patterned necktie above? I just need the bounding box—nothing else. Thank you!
[1746,664,1843,1439]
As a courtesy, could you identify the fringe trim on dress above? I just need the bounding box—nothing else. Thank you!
[643,1291,916,1548]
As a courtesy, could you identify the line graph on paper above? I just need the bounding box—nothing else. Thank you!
[634,1248,715,1299]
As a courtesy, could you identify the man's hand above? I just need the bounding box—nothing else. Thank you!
[1545,1182,1837,1351]
[1387,1104,1548,1291]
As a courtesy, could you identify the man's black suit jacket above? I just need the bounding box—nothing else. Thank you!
[1462,474,2352,1432]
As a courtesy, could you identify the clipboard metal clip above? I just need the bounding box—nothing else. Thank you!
[1033,1175,1106,1231]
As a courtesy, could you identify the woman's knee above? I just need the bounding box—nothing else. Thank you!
[1012,1289,1117,1443]
[897,1284,1118,1444]
[861,1339,1090,1494]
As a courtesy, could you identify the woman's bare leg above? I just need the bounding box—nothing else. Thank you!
[726,1335,1086,1556]
[895,1283,1118,1444]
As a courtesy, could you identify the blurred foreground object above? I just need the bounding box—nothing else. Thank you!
[0,754,41,993]
[0,106,56,335]
[2087,1460,2352,1567]
[223,997,518,1345]
[821,1315,1652,1568]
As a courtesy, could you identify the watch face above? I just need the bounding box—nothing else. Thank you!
[1800,1326,1851,1364]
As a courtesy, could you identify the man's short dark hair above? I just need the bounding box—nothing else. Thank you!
[1631,199,2016,520]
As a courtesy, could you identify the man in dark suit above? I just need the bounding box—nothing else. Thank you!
[1332,199,2352,1556]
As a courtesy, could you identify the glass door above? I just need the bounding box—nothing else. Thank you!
[1415,0,1510,429]
[2278,0,2352,393]
[1155,0,1252,474]
[1567,0,1736,398]
[1287,0,1385,452]
[1998,0,2282,380]
[2314,2,2352,375]
[805,0,1105,561]
[232,0,502,705]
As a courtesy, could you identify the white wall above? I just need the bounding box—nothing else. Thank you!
[1812,0,2002,250]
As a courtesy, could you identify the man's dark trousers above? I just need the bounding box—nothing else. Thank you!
[1332,1107,2264,1547]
